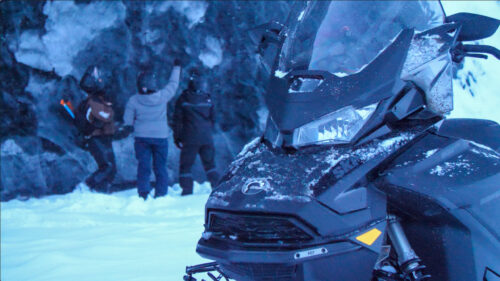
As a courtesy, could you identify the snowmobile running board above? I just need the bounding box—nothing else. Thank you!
[184,262,232,281]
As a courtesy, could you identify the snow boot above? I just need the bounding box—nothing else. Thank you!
[139,191,149,200]
[180,174,193,196]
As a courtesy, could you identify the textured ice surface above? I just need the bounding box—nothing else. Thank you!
[14,1,126,76]
[198,36,223,69]
[0,139,24,156]
[297,10,306,21]
[148,1,208,28]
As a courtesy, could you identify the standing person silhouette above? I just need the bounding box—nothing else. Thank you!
[122,60,181,200]
[172,68,219,196]
[74,65,117,193]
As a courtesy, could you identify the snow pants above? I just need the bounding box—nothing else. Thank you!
[85,136,117,192]
[134,137,169,198]
[179,143,219,195]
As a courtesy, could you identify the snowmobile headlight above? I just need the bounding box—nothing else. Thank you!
[291,103,378,147]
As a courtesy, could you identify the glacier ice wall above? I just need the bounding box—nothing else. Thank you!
[0,0,292,200]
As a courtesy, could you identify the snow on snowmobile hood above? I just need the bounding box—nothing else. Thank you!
[263,1,450,148]
[208,131,416,211]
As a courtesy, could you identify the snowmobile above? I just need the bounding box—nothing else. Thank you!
[185,1,500,281]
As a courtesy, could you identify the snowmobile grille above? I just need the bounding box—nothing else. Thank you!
[208,212,313,244]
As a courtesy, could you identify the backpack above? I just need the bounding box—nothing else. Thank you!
[74,99,94,136]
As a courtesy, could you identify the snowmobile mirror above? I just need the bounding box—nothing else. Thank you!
[445,12,500,42]
[249,21,285,74]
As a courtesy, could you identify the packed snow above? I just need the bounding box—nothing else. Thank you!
[430,158,474,177]
[1,183,213,281]
[151,1,208,28]
[424,149,438,158]
[470,141,500,160]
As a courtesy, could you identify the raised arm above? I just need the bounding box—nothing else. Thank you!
[159,63,181,103]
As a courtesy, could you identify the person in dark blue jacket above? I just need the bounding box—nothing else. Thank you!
[172,69,219,195]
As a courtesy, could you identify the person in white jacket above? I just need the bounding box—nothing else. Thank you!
[122,60,181,199]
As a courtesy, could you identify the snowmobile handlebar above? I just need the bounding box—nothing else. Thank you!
[451,43,500,62]
[462,44,500,60]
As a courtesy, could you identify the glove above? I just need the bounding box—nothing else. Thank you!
[173,58,182,66]
[114,125,134,140]
[174,138,183,149]
[75,134,91,149]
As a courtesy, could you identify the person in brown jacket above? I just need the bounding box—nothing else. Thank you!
[75,65,117,193]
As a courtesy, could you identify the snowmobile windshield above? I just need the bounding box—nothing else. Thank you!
[278,1,445,76]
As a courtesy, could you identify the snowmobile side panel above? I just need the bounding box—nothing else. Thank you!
[379,122,500,281]
[436,118,500,151]
[381,132,500,213]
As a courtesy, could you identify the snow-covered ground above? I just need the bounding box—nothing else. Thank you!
[1,184,213,281]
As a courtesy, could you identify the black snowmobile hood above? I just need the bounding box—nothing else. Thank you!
[266,29,414,133]
[208,131,416,215]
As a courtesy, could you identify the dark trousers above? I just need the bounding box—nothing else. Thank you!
[86,136,116,192]
[134,137,169,197]
[179,144,219,195]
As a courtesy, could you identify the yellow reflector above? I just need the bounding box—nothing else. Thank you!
[355,228,382,246]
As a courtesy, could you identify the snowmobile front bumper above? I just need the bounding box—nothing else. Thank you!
[197,238,361,264]
[197,238,377,281]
